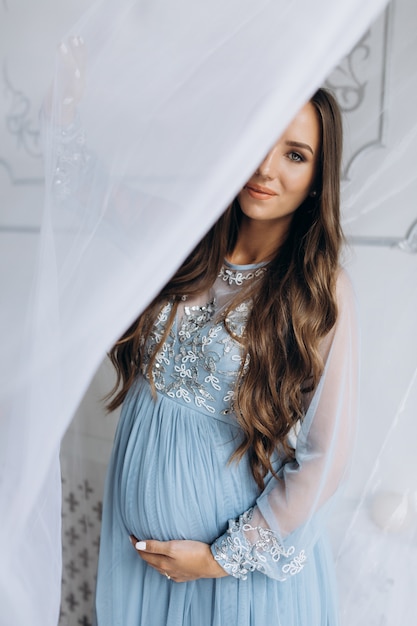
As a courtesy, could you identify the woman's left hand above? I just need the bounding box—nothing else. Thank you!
[130,535,228,583]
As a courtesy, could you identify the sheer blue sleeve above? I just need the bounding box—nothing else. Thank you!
[211,270,359,580]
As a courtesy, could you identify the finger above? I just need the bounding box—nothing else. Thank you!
[136,551,169,569]
[141,559,182,584]
[134,539,173,556]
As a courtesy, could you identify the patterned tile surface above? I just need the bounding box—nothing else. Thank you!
[59,457,106,626]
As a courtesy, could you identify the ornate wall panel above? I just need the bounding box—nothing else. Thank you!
[325,5,392,179]
[0,0,94,230]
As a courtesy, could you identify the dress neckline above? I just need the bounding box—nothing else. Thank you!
[223,258,268,271]
[219,259,268,287]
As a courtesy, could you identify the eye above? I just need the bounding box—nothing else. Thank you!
[287,151,304,162]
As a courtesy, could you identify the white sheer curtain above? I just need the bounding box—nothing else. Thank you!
[3,0,417,624]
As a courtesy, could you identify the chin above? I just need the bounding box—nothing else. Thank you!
[237,197,271,220]
[238,202,293,223]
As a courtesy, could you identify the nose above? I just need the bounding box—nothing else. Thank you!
[256,145,279,180]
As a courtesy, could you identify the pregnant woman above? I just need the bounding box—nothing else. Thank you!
[95,87,358,626]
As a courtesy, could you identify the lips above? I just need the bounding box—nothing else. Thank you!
[244,183,277,200]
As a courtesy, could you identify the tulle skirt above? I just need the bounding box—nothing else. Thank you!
[95,376,339,625]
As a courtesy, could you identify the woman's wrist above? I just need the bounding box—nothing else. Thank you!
[206,545,229,578]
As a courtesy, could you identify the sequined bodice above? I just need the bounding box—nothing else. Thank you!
[141,261,266,417]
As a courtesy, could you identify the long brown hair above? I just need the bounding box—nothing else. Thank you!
[107,88,344,489]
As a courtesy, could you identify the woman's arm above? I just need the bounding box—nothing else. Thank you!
[129,536,227,583]
[211,269,359,580]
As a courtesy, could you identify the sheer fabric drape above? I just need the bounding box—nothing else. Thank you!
[3,0,417,624]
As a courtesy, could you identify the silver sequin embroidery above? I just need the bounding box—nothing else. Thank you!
[212,507,307,580]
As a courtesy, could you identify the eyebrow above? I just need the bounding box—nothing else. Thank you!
[285,140,314,155]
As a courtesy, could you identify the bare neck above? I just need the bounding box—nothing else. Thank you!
[227,215,292,265]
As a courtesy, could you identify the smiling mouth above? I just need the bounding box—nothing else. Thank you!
[244,183,277,198]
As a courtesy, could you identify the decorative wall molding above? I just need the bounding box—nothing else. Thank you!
[326,31,369,113]
[0,0,92,186]
[3,63,42,160]
[348,217,417,253]
[1,62,44,184]
[325,4,392,179]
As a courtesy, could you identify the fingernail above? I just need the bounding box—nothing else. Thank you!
[72,36,79,46]
[135,541,146,551]
[74,69,81,79]
[60,43,68,54]
[79,36,84,44]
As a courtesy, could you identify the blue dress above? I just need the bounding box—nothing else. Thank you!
[95,260,357,626]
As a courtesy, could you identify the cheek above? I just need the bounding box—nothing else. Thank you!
[286,169,315,195]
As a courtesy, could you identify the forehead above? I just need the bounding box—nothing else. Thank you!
[281,101,321,152]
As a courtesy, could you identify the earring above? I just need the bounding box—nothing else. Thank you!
[310,190,317,197]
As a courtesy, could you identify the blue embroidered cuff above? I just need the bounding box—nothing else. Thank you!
[211,508,307,581]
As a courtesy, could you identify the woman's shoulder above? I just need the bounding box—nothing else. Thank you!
[335,266,356,302]
[317,266,358,359]
[334,265,359,328]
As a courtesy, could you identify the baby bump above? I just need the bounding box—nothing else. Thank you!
[112,377,259,543]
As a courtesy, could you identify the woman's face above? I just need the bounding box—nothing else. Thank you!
[238,101,321,224]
